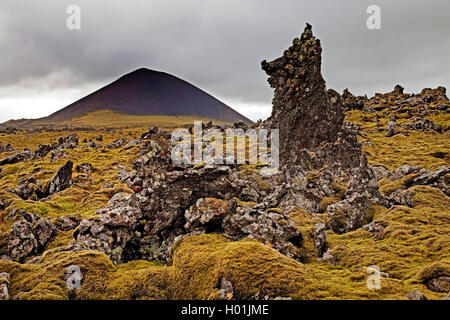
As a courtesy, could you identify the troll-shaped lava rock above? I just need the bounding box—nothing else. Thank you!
[262,24,383,234]
[262,23,345,163]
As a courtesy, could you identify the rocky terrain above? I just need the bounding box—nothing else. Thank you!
[0,24,448,300]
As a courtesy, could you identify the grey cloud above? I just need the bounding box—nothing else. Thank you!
[0,0,449,122]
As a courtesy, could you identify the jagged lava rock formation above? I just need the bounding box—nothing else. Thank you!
[262,24,344,161]
[262,24,382,234]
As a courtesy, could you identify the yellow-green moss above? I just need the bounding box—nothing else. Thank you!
[418,260,450,281]
[45,230,75,251]
[378,174,418,196]
[166,234,322,299]
[0,250,115,300]
[0,235,324,300]
[265,208,283,214]
[325,185,450,299]
[255,178,273,193]
[411,185,450,210]
[306,170,322,183]
[233,197,257,207]
[289,208,319,261]
[331,180,347,198]
[345,109,450,170]
[318,197,341,213]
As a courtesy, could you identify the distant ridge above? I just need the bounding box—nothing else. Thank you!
[42,68,252,124]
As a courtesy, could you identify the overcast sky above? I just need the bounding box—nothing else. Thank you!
[0,0,449,122]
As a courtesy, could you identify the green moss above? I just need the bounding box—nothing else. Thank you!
[166,234,322,299]
[233,197,257,207]
[289,208,319,261]
[378,174,418,196]
[46,230,75,250]
[0,250,115,300]
[116,260,166,271]
[345,109,450,170]
[325,185,450,299]
[265,208,283,214]
[411,185,450,210]
[255,178,273,193]
[306,170,322,183]
[418,260,450,281]
[318,197,340,213]
[331,180,347,198]
[0,235,324,300]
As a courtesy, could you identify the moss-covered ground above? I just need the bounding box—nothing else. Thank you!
[0,105,448,300]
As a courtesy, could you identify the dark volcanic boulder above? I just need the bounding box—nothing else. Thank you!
[0,149,33,166]
[34,144,53,158]
[12,177,40,200]
[0,272,10,300]
[341,89,368,110]
[106,138,127,149]
[75,163,94,173]
[0,143,14,153]
[7,212,56,262]
[56,133,78,149]
[47,161,73,195]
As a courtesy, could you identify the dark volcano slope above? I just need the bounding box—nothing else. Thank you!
[45,68,252,123]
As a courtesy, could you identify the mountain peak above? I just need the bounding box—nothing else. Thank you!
[43,69,252,123]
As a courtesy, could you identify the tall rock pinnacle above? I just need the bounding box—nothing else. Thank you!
[262,24,345,167]
[262,24,383,234]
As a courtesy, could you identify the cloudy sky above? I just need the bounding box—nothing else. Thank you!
[0,0,449,122]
